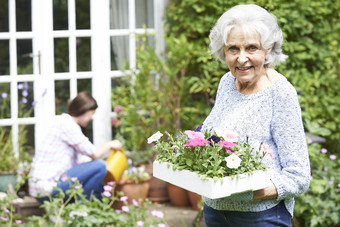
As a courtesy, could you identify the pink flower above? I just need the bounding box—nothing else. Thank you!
[74,184,82,189]
[132,199,139,206]
[114,105,123,113]
[0,217,7,221]
[120,196,128,201]
[107,181,116,185]
[61,174,68,182]
[151,210,164,219]
[16,170,23,175]
[219,141,237,151]
[184,130,205,140]
[71,177,78,182]
[4,208,10,213]
[103,185,113,191]
[103,191,111,197]
[330,155,336,160]
[111,117,119,126]
[15,220,22,224]
[184,138,210,148]
[122,206,129,212]
[261,144,274,160]
[320,148,328,154]
[328,181,334,184]
[215,129,238,142]
[136,221,144,226]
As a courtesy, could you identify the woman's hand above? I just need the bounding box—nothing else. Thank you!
[253,180,278,199]
[109,140,122,151]
[92,140,122,160]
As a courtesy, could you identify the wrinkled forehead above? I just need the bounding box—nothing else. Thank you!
[224,25,261,46]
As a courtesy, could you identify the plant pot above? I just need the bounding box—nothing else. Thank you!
[0,173,16,192]
[144,164,169,203]
[167,183,190,207]
[187,191,202,211]
[113,180,150,210]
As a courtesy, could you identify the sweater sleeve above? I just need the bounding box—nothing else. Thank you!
[270,82,310,200]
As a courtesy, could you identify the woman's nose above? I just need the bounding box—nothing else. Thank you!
[237,51,248,64]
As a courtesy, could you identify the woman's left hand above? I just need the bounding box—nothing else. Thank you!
[253,180,278,199]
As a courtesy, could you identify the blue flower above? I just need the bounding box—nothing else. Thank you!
[207,135,221,146]
[194,123,203,132]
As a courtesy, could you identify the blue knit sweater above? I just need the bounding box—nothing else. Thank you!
[202,72,310,217]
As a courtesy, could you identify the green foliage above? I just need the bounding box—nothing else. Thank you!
[111,34,206,159]
[0,176,169,226]
[294,141,340,227]
[165,0,340,152]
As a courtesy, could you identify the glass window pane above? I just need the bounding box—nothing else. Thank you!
[0,83,11,119]
[135,0,154,28]
[0,40,9,76]
[17,39,33,75]
[110,0,129,29]
[136,34,155,50]
[18,81,34,118]
[76,37,91,71]
[77,78,92,94]
[110,36,129,70]
[54,38,69,73]
[0,0,9,32]
[53,0,68,30]
[55,80,70,115]
[76,0,90,29]
[16,0,32,31]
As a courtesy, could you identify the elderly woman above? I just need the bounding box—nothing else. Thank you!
[202,4,310,227]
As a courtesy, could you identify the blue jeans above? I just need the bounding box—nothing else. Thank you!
[37,159,107,203]
[203,201,291,227]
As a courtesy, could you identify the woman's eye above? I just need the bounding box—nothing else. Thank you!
[228,46,238,52]
[248,46,258,52]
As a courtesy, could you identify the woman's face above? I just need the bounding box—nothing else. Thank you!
[77,110,95,127]
[224,26,269,85]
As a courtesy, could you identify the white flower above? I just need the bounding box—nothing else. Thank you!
[69,211,88,218]
[147,131,163,144]
[225,154,242,169]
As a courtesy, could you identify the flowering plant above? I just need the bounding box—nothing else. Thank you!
[122,165,151,184]
[148,124,273,180]
[0,175,169,226]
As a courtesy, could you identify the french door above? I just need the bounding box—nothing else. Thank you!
[0,0,166,154]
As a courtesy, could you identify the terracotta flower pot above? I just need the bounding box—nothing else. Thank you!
[144,164,169,203]
[187,191,202,211]
[113,180,150,209]
[167,183,190,206]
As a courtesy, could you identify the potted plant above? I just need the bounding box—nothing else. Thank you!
[148,125,273,199]
[0,126,32,192]
[114,164,151,209]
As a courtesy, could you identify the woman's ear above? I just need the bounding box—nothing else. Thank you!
[265,44,274,60]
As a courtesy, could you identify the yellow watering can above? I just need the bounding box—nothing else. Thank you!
[104,148,128,183]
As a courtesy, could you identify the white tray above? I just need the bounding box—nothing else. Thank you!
[153,161,270,199]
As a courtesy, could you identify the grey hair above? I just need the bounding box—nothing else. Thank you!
[209,4,288,67]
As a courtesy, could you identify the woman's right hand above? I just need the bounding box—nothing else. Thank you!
[109,140,122,151]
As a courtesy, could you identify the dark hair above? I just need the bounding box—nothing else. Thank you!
[67,91,98,117]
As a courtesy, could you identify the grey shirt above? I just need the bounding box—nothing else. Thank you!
[202,72,310,217]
